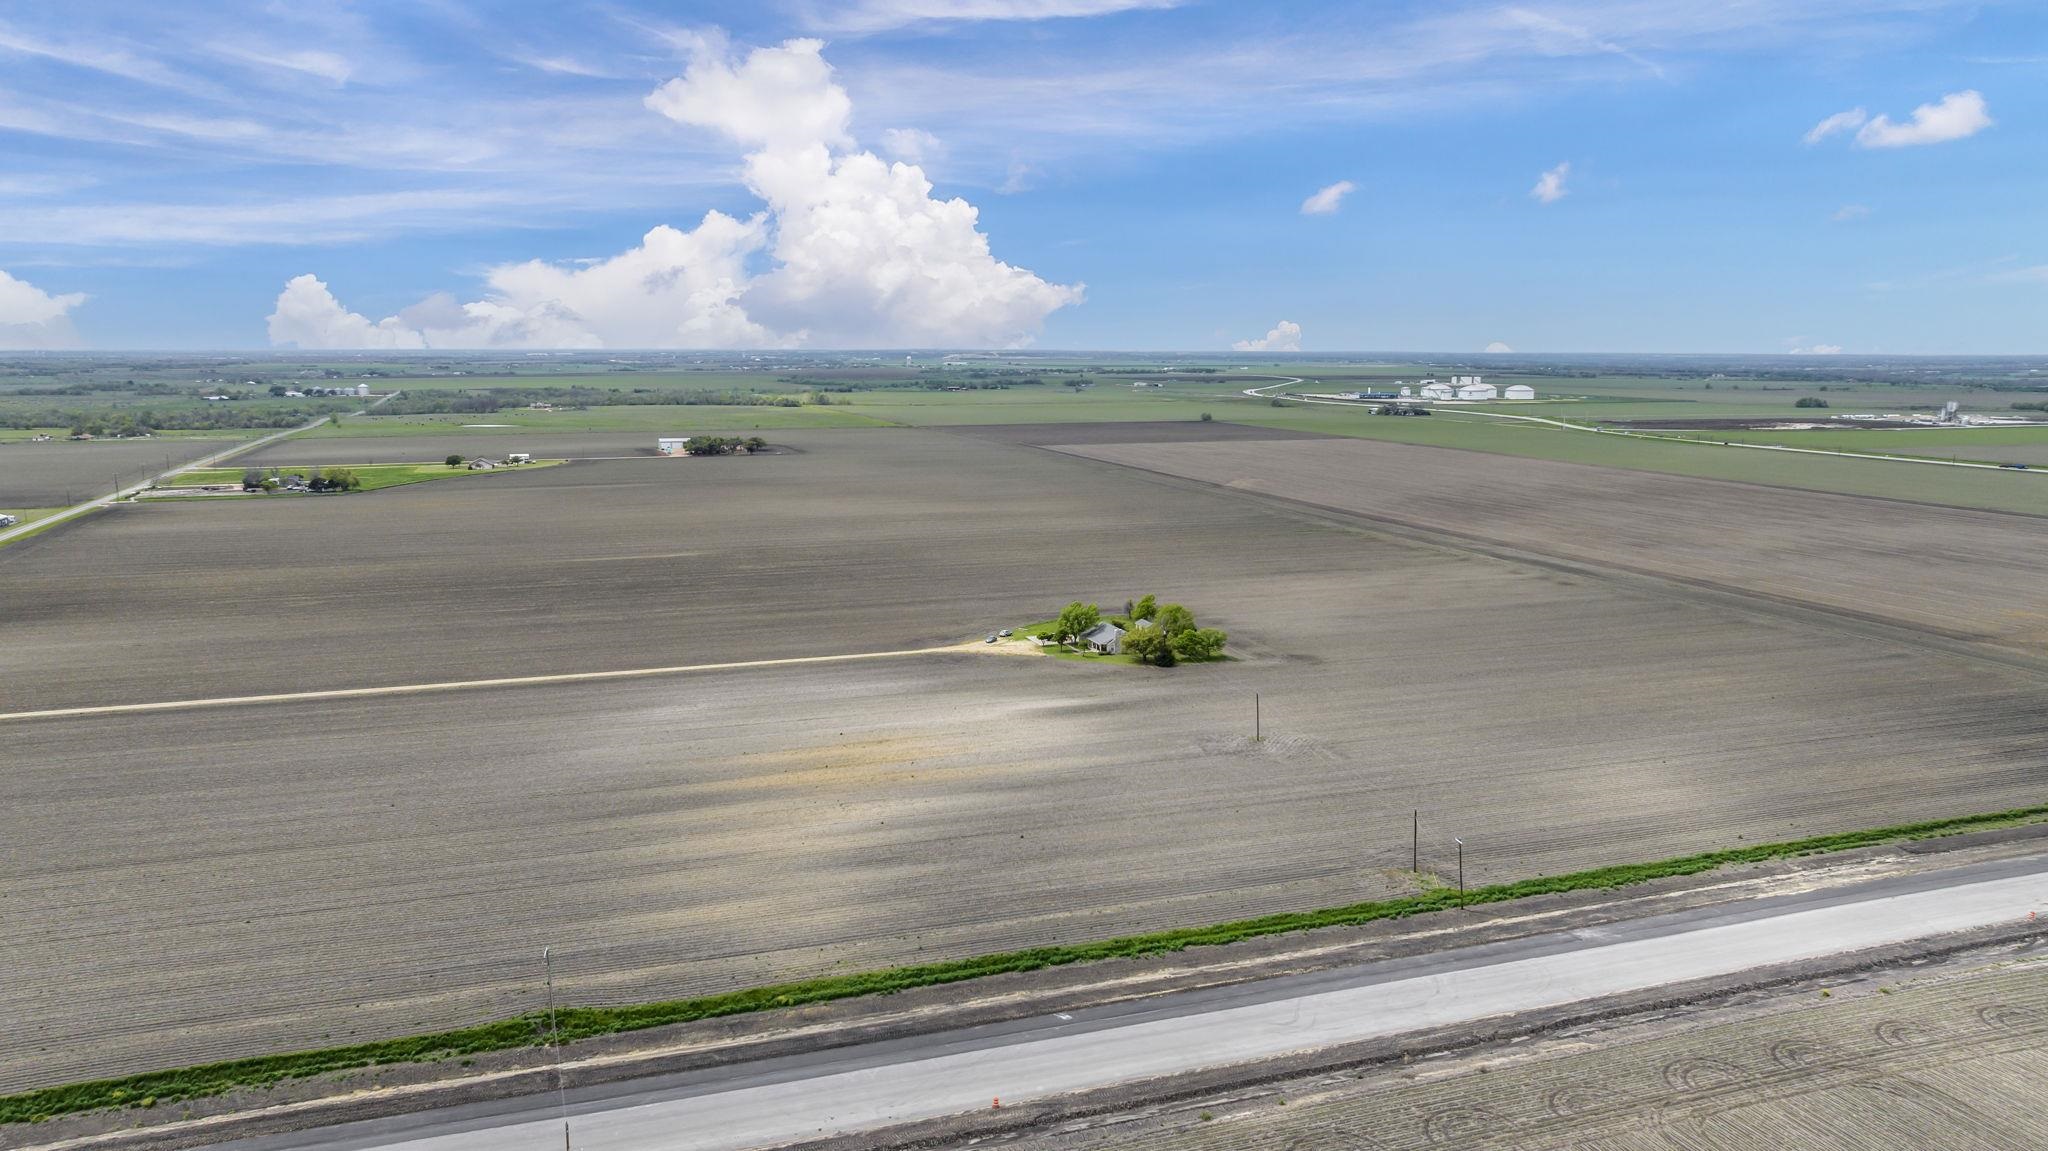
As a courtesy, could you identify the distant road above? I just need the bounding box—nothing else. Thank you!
[1248,386,2047,477]
[196,853,2048,1151]
[0,641,1009,722]
[0,393,396,549]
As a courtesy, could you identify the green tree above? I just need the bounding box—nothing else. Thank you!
[1170,627,1228,662]
[1132,594,1157,621]
[445,454,464,467]
[1054,601,1101,646]
[1121,625,1175,666]
[1154,603,1196,638]
[241,468,266,490]
[321,467,361,492]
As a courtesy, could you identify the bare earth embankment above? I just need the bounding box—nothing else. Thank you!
[5,428,2048,1095]
[1029,959,2048,1151]
[1051,436,2048,653]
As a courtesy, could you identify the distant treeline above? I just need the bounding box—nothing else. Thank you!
[779,374,1049,392]
[3,406,335,435]
[7,380,184,397]
[375,387,832,415]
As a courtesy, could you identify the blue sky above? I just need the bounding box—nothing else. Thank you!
[0,0,2040,352]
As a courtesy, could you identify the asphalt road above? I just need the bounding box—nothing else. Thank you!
[200,852,2048,1151]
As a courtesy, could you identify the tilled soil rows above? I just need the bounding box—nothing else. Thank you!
[4,428,2045,1093]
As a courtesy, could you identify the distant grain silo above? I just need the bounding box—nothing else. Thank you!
[1504,384,1535,400]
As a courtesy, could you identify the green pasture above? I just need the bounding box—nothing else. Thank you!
[1214,404,2048,515]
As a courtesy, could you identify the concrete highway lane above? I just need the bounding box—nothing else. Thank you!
[205,853,2048,1151]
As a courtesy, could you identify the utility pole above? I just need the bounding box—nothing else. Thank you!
[1254,692,1261,742]
[1455,839,1465,908]
[1412,810,1418,875]
[544,948,571,1151]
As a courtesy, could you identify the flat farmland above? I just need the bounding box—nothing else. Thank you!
[304,404,884,436]
[6,426,1448,712]
[236,431,685,466]
[1053,436,2048,654]
[0,436,237,506]
[6,426,2048,1091]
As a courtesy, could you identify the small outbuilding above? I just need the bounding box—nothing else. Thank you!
[657,437,690,456]
[1504,384,1536,400]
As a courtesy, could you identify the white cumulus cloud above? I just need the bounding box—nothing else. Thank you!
[0,267,87,348]
[1233,320,1301,352]
[1806,91,1992,149]
[1530,161,1570,204]
[1484,341,1513,353]
[1855,90,1992,148]
[880,127,943,166]
[270,37,1079,350]
[1789,343,1843,355]
[1299,180,1355,215]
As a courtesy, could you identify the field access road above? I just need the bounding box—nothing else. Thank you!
[203,853,2048,1151]
[0,393,396,549]
[0,641,998,722]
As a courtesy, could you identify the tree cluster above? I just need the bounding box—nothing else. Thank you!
[1794,396,1830,409]
[680,436,769,456]
[1049,594,1227,666]
[240,466,360,492]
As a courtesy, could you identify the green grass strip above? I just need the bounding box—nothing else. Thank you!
[7,802,2046,1126]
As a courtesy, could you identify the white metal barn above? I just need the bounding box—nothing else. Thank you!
[1504,384,1536,400]
[1456,382,1499,400]
[1418,381,1455,400]
[657,437,690,456]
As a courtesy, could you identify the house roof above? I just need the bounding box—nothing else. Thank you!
[1079,622,1125,643]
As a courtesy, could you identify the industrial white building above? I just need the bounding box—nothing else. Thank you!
[1418,381,1454,400]
[1456,381,1498,400]
[1503,384,1536,400]
[657,437,690,456]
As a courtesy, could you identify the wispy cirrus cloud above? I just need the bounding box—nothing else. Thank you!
[1300,180,1356,215]
[798,0,1185,34]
